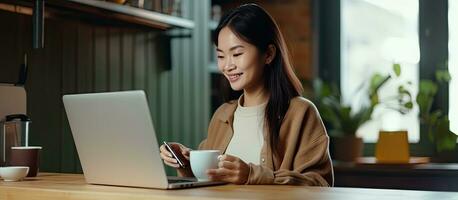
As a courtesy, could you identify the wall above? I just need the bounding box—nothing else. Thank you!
[214,0,314,80]
[0,0,210,174]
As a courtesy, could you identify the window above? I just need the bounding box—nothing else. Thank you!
[450,0,458,134]
[341,0,420,142]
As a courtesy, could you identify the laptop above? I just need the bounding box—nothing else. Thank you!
[63,90,225,189]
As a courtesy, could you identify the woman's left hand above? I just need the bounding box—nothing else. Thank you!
[207,154,250,184]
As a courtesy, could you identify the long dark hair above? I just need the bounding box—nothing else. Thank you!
[213,4,303,157]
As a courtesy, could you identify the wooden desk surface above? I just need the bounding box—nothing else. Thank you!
[1,173,458,200]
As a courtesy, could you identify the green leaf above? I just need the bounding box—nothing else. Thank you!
[369,74,391,94]
[398,85,406,94]
[436,70,451,83]
[419,80,438,96]
[393,63,401,77]
[429,110,443,124]
[371,93,379,106]
[417,80,438,117]
[404,102,413,109]
[434,117,458,152]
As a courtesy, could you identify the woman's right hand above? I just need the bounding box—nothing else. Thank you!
[159,142,193,177]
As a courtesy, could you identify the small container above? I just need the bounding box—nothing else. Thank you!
[375,130,410,163]
[0,166,29,181]
[1,114,30,166]
[9,146,42,177]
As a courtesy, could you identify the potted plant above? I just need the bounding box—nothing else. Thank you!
[417,69,457,161]
[310,64,413,161]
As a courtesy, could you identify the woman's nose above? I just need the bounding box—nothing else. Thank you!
[224,63,236,71]
[224,58,235,70]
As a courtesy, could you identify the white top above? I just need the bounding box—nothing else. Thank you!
[225,96,266,165]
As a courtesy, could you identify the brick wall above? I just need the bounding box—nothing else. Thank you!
[215,0,314,80]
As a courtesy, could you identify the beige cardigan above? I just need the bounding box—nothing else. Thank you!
[199,97,334,186]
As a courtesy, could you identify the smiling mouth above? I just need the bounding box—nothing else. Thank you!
[228,73,243,82]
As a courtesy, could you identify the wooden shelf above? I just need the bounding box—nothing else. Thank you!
[0,0,195,30]
[65,0,194,29]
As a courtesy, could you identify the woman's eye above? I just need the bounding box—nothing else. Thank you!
[217,55,224,59]
[234,53,243,57]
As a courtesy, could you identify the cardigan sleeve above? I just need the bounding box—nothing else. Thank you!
[246,135,332,186]
[246,100,334,186]
[247,135,333,186]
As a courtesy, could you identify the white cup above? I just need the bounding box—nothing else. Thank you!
[190,150,220,181]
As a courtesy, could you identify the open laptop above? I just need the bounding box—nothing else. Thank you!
[63,90,225,189]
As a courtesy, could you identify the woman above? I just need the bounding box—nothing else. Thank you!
[160,3,333,186]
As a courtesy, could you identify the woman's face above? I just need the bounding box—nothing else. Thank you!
[216,27,266,91]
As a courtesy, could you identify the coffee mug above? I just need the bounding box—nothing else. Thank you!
[190,150,220,181]
[8,146,42,177]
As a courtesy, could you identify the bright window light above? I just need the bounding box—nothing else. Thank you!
[341,0,420,142]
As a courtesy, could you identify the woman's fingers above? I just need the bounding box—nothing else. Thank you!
[181,147,191,155]
[160,151,180,166]
[170,143,191,160]
[159,145,172,157]
[181,148,191,159]
[209,154,250,184]
[172,143,191,161]
[159,143,192,168]
[218,160,236,170]
[208,174,227,181]
[219,154,237,162]
[164,162,180,168]
[207,168,237,182]
[160,144,182,168]
[160,152,176,163]
[207,168,235,177]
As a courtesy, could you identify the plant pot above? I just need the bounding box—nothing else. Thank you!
[375,130,410,163]
[332,136,363,162]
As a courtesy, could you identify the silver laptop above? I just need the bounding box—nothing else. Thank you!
[63,90,225,189]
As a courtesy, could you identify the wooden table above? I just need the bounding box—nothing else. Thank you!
[1,173,458,200]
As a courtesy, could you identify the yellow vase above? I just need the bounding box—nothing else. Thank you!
[375,130,410,163]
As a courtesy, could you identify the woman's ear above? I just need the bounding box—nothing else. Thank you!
[265,44,276,65]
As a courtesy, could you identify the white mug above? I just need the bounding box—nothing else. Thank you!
[190,150,220,181]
